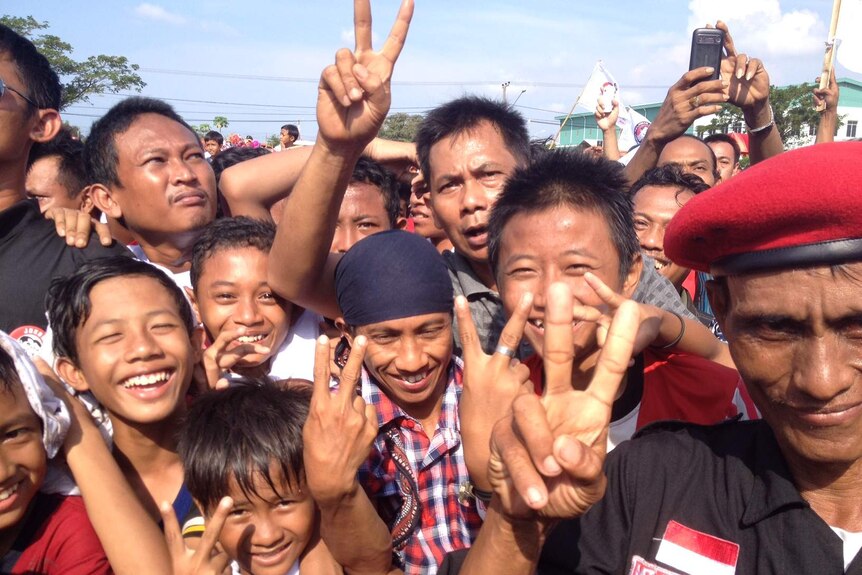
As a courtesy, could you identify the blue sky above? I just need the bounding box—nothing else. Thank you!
[4,0,859,140]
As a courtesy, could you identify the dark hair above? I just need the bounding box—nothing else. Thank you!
[488,149,639,281]
[703,133,741,165]
[415,96,530,181]
[204,131,224,147]
[0,25,61,111]
[280,124,299,140]
[26,128,86,199]
[210,146,271,186]
[84,97,200,188]
[190,216,276,290]
[630,164,710,204]
[0,346,21,394]
[351,156,399,227]
[46,256,196,364]
[178,382,311,514]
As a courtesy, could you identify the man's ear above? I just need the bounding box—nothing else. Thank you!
[185,287,202,324]
[395,216,408,230]
[706,278,730,335]
[190,324,205,363]
[78,186,96,215]
[334,317,353,345]
[90,183,123,220]
[621,252,643,299]
[30,108,61,144]
[56,357,90,393]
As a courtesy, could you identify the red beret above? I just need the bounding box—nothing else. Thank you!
[665,141,862,275]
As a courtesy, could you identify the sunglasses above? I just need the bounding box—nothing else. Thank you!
[0,77,38,107]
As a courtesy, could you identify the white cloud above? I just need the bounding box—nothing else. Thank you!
[134,3,187,25]
[687,0,824,57]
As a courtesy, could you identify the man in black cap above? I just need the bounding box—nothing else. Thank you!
[439,141,862,575]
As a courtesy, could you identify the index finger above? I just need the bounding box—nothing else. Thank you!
[160,501,187,558]
[715,21,736,58]
[312,335,333,405]
[542,283,575,397]
[353,0,372,52]
[588,299,639,406]
[492,292,532,367]
[198,497,233,559]
[455,295,483,359]
[583,272,624,310]
[380,0,414,64]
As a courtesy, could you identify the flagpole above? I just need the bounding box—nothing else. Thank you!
[550,62,599,149]
[815,0,842,111]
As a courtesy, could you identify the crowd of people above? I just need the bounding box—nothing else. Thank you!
[1,1,859,574]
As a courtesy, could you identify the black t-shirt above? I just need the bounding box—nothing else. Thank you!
[0,199,129,354]
[440,420,862,575]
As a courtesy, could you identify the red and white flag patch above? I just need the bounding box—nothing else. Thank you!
[629,555,683,575]
[654,521,739,575]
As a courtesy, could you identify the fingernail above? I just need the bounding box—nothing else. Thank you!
[705,66,714,73]
[736,68,743,79]
[544,455,561,474]
[557,437,578,463]
[745,72,753,81]
[350,87,362,100]
[526,487,544,505]
[342,95,352,107]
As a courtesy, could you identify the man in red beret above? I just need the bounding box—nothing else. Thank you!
[438,141,862,575]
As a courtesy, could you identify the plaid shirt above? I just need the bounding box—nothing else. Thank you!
[357,356,483,575]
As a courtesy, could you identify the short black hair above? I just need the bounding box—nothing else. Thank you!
[630,164,710,204]
[351,156,399,227]
[84,97,200,189]
[703,133,741,165]
[190,216,276,290]
[488,149,639,282]
[0,345,21,394]
[204,131,224,147]
[26,128,86,199]
[415,96,530,182]
[210,146,271,186]
[0,25,61,111]
[46,256,196,364]
[178,382,311,514]
[280,124,299,140]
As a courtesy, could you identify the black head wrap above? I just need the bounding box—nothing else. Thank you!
[334,230,454,326]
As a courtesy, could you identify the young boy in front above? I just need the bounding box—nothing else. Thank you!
[47,256,203,525]
[171,378,400,575]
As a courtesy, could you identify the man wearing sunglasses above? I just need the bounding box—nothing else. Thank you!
[0,25,127,355]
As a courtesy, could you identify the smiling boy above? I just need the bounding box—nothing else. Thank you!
[47,256,203,524]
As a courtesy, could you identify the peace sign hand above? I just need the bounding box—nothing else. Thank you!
[317,0,414,152]
[487,282,638,520]
[457,293,533,489]
[303,334,378,507]
[162,497,233,575]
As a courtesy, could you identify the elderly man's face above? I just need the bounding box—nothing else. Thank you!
[711,263,862,466]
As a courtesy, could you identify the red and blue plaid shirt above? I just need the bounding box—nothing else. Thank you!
[357,356,483,575]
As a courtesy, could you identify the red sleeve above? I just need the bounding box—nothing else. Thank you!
[638,349,744,429]
[11,495,112,575]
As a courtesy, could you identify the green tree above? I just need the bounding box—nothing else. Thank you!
[213,116,229,130]
[266,134,281,148]
[703,83,844,147]
[378,112,424,142]
[1,15,145,109]
[194,123,212,137]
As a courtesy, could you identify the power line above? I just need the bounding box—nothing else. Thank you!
[138,67,669,89]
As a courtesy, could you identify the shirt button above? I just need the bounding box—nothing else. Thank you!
[404,420,416,429]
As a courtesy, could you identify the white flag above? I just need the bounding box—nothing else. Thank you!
[836,0,862,73]
[618,107,651,152]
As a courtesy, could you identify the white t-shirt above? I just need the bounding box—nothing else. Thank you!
[829,525,862,571]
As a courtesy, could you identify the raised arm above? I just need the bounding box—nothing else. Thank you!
[814,68,840,145]
[39,360,173,575]
[268,0,414,320]
[595,98,621,162]
[304,335,400,575]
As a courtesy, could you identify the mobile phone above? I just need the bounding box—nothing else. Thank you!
[689,28,724,82]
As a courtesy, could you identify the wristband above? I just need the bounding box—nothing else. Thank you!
[655,311,686,350]
[746,105,774,134]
